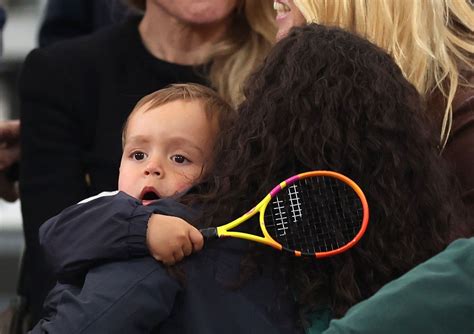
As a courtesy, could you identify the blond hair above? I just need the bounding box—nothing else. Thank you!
[127,0,276,107]
[294,0,474,148]
[122,83,235,145]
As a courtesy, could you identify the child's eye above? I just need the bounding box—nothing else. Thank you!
[171,154,190,164]
[131,151,147,161]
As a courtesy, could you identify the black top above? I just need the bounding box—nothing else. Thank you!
[19,16,208,322]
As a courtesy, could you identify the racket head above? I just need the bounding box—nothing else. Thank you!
[261,171,369,258]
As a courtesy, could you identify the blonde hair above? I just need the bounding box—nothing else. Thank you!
[122,83,235,145]
[126,0,276,107]
[294,0,474,148]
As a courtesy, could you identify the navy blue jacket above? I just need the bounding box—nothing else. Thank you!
[32,192,302,333]
[39,191,197,281]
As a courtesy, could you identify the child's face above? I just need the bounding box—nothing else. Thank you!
[119,99,217,205]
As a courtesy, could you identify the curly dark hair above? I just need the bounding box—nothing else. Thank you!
[189,24,467,323]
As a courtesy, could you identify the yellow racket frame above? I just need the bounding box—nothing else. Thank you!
[215,170,369,257]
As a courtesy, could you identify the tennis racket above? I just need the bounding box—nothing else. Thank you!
[200,171,369,258]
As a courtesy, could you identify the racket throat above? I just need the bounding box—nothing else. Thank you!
[200,227,219,239]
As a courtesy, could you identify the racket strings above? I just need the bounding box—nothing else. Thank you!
[264,176,363,255]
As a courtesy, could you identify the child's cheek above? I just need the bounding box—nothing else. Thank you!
[174,175,198,194]
[175,182,192,194]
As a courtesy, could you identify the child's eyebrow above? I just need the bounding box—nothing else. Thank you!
[125,135,150,146]
[126,135,206,155]
[168,137,205,154]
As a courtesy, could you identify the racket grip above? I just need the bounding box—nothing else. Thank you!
[200,227,218,239]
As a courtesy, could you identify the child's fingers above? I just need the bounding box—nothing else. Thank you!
[189,228,204,251]
[163,258,175,266]
[173,249,185,263]
[181,237,193,256]
[163,250,183,266]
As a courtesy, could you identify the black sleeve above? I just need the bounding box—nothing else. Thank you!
[19,46,89,241]
[19,47,91,310]
[40,191,200,281]
[30,257,181,334]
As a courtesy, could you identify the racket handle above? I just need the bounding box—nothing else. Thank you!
[200,227,218,239]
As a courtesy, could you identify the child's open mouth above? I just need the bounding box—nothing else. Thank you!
[140,187,160,205]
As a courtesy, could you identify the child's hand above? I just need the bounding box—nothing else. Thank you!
[146,214,204,265]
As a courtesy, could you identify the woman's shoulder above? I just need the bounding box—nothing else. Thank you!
[453,70,474,116]
[449,70,474,144]
[443,72,474,223]
[24,16,142,68]
[19,16,143,94]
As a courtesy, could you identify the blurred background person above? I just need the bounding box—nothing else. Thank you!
[0,5,20,204]
[38,0,131,47]
[0,119,19,202]
[0,0,132,206]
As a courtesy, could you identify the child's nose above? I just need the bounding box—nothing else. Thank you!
[144,160,162,176]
